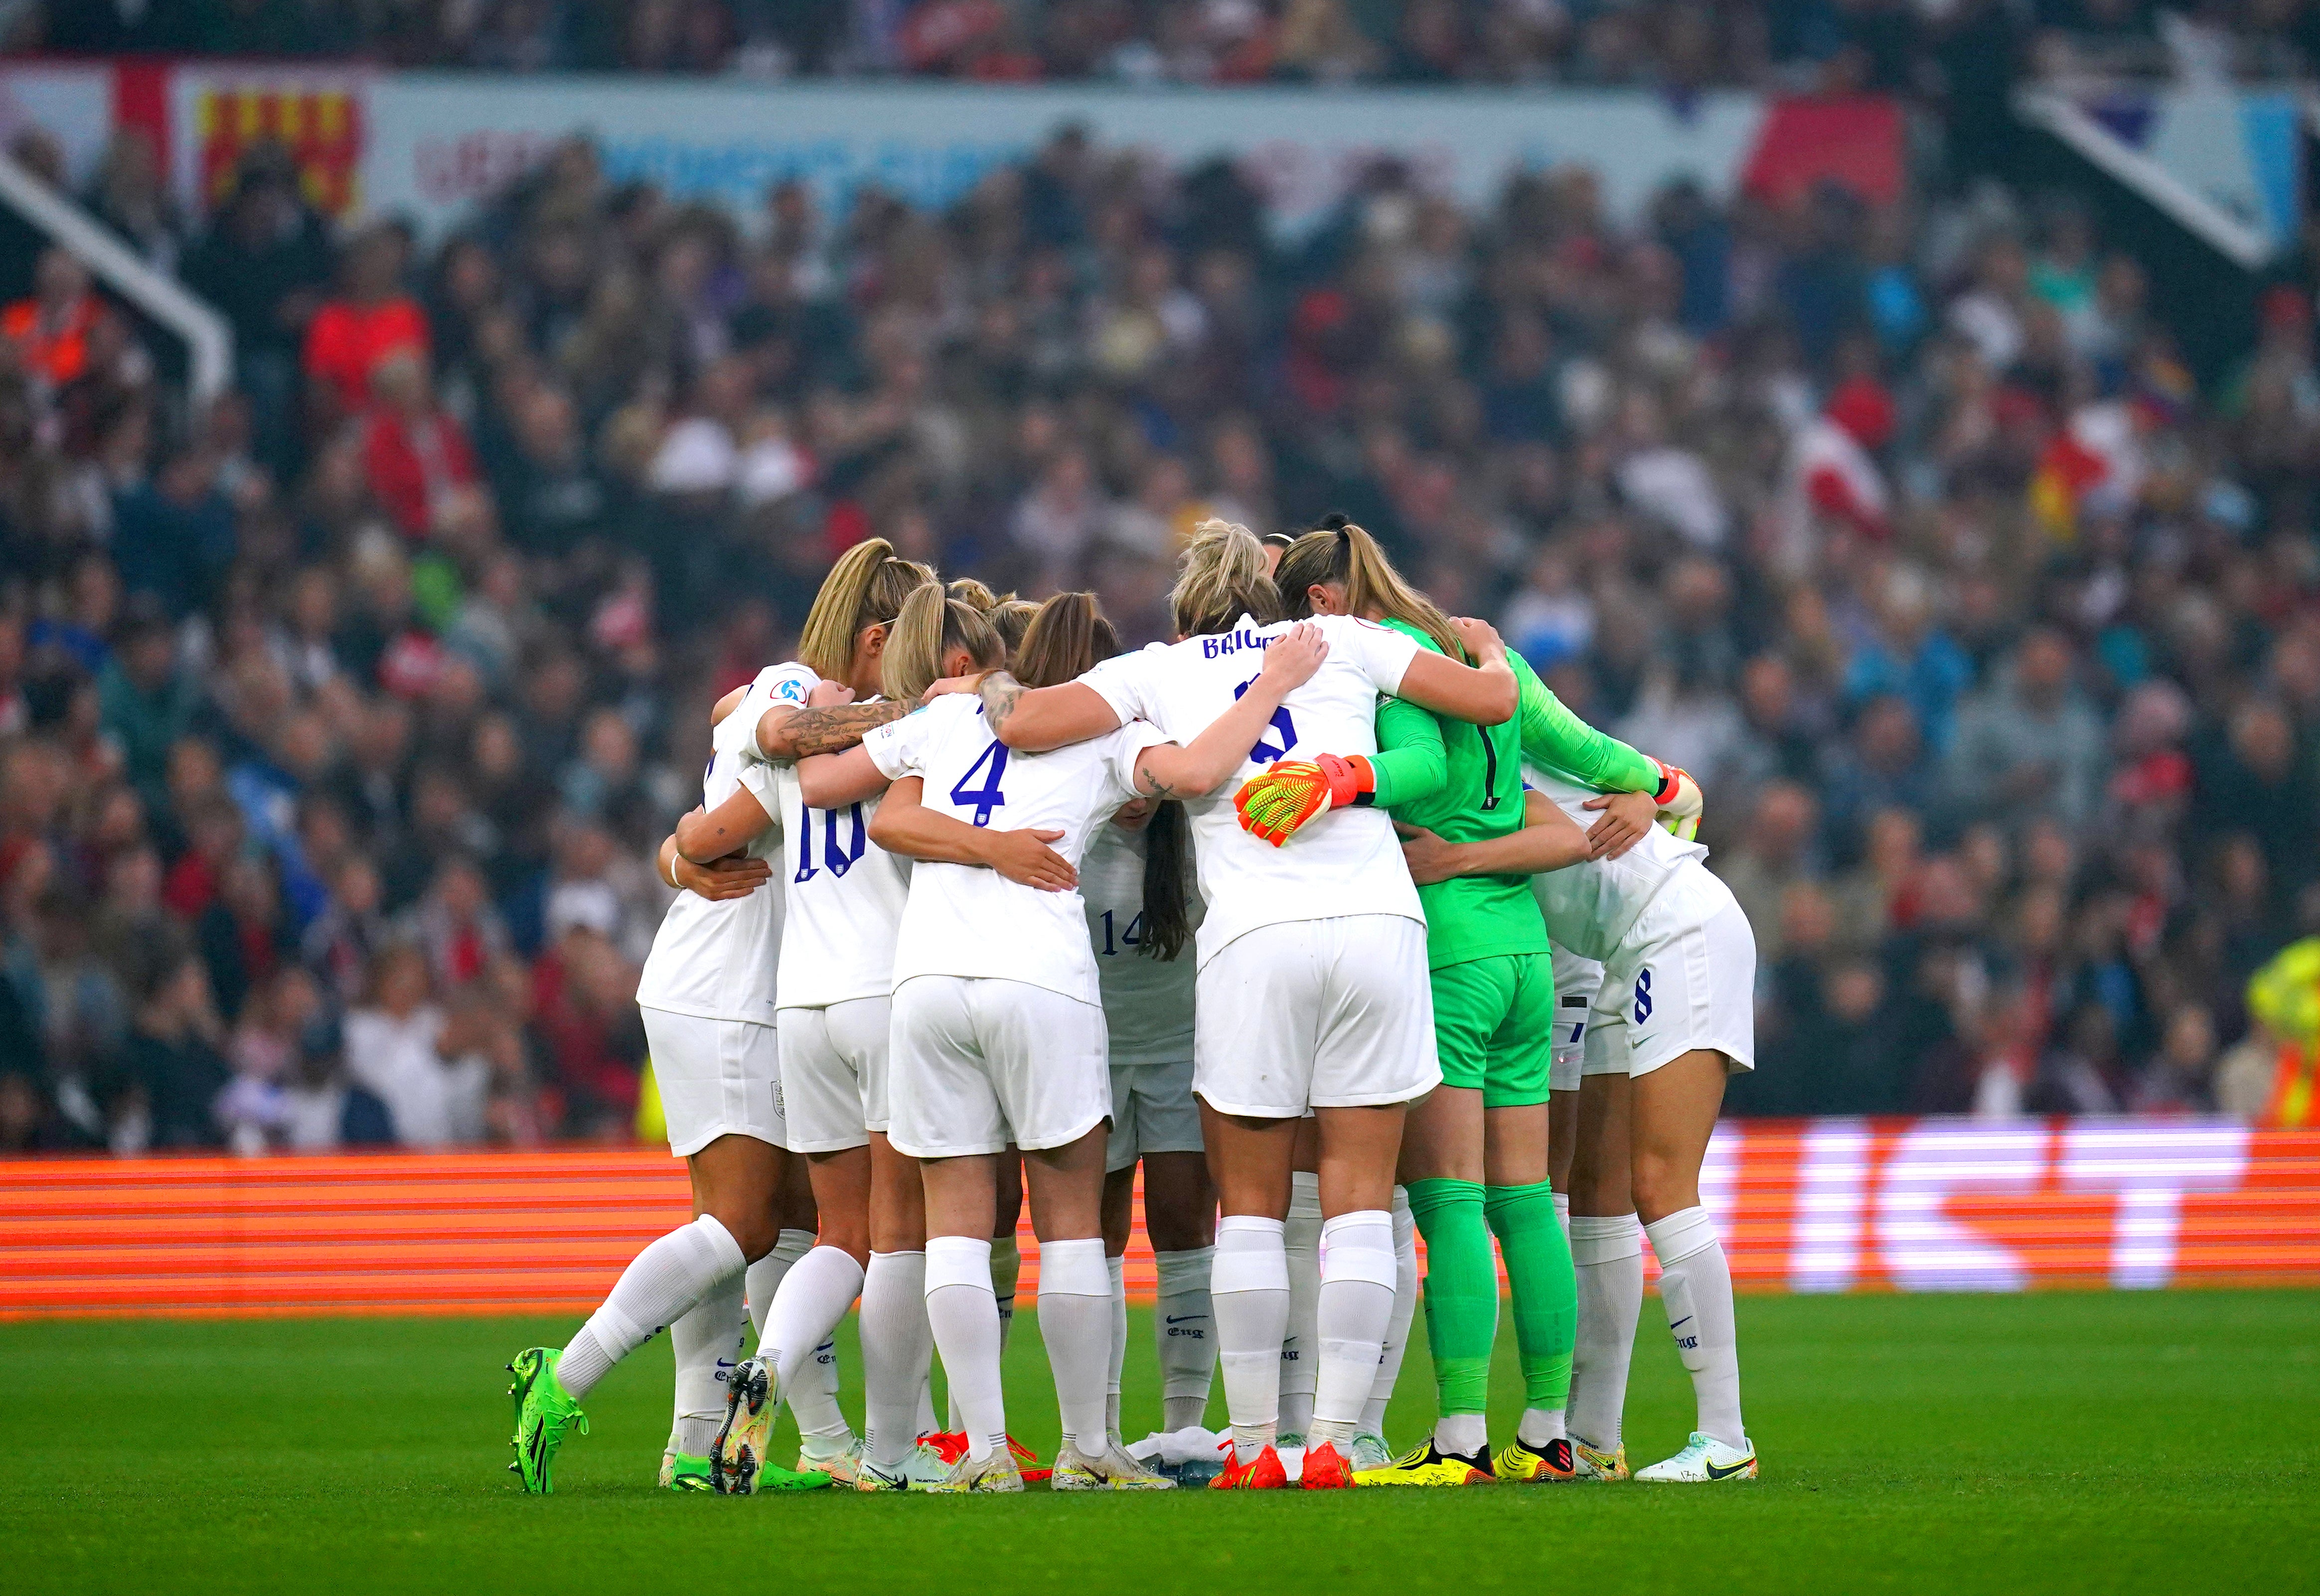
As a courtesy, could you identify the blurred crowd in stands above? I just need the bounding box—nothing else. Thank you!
[18,0,2320,87]
[2,77,2318,1154]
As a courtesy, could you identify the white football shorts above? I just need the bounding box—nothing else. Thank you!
[1548,945,1603,1094]
[1583,865,1756,1080]
[776,995,893,1153]
[1192,913,1439,1118]
[1106,1055,1202,1172]
[887,975,1111,1158]
[641,1007,785,1158]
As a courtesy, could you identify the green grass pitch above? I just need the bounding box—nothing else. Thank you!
[2,1290,2313,1593]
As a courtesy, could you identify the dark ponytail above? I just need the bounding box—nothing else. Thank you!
[1017,590,1193,960]
[1137,799,1193,962]
[1274,514,1465,660]
[1014,590,1120,688]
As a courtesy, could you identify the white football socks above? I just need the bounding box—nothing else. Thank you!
[1570,1212,1644,1451]
[1037,1238,1113,1452]
[991,1233,1022,1346]
[1643,1206,1745,1450]
[925,1235,1007,1463]
[1516,1406,1566,1448]
[1552,1191,1570,1240]
[1212,1214,1290,1454]
[1278,1172,1323,1436]
[561,1214,745,1402]
[1105,1252,1127,1441]
[950,1233,1024,1432]
[758,1243,862,1451]
[1308,1209,1395,1450]
[1360,1187,1416,1436]
[745,1228,815,1343]
[860,1250,934,1469]
[1153,1245,1217,1432]
[1437,1412,1489,1456]
[667,1272,747,1458]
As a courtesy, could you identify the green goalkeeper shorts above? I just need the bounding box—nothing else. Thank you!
[1429,952,1555,1108]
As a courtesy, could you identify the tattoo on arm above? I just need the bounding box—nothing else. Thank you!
[1134,754,1180,802]
[978,671,1025,733]
[781,700,912,757]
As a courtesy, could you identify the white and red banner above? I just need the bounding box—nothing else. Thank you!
[2,1119,2312,1320]
[0,61,1903,241]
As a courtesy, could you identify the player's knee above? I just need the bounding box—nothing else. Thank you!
[721,1215,782,1263]
[1629,1153,1694,1224]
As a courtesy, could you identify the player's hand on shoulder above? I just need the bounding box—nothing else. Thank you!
[985,826,1078,892]
[808,677,855,708]
[675,851,773,901]
[1451,615,1506,661]
[1258,621,1329,689]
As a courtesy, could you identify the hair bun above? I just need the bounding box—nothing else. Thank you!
[1313,511,1352,532]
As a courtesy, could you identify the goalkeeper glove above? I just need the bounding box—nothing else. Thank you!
[1652,759,1703,842]
[1233,753,1376,848]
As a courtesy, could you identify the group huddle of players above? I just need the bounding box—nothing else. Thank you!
[504,514,1758,1495]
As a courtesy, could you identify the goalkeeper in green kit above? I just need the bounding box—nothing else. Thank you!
[1238,519,1698,1485]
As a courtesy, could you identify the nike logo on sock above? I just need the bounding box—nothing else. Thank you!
[1668,1316,1693,1331]
[1164,1314,1208,1324]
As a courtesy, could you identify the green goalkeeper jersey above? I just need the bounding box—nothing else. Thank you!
[1368,622,1661,970]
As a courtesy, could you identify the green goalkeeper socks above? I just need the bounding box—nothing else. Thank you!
[1406,1178,1495,1418]
[1486,1181,1576,1411]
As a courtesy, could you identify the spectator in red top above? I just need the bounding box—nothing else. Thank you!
[161,796,244,922]
[530,917,645,1134]
[303,223,428,424]
[2,248,102,390]
[359,354,478,539]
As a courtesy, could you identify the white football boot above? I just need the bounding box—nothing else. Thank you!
[1635,1432,1756,1482]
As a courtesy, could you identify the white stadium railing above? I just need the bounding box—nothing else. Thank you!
[0,148,234,405]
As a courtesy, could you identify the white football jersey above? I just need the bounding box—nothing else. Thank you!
[1524,762,1709,961]
[865,693,1167,1006]
[1079,814,1202,1067]
[636,669,788,1023]
[1079,612,1425,967]
[765,755,912,1011]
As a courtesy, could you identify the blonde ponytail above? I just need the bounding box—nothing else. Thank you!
[990,597,1040,660]
[1275,518,1463,660]
[946,578,999,612]
[1171,517,1283,639]
[880,585,1006,704]
[797,538,937,683]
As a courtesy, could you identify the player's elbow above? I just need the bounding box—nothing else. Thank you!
[865,804,908,851]
[797,765,842,811]
[672,815,717,864]
[1473,673,1518,725]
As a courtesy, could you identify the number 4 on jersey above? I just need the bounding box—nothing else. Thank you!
[951,739,1009,827]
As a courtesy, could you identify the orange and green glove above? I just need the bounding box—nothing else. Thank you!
[1234,753,1377,847]
[1652,759,1703,841]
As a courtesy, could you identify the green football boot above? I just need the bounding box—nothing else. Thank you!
[506,1347,589,1494]
[661,1451,714,1492]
